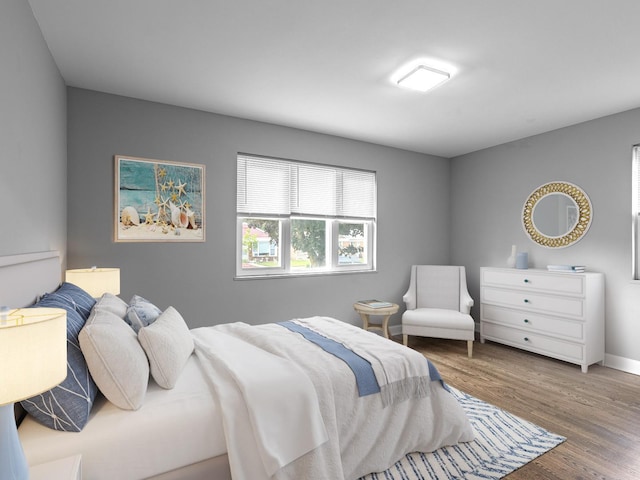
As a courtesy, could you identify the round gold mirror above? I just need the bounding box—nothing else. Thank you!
[522,181,592,248]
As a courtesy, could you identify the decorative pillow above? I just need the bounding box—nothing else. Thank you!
[138,307,194,389]
[125,295,162,333]
[79,309,149,410]
[94,292,129,319]
[21,283,98,431]
[51,281,96,320]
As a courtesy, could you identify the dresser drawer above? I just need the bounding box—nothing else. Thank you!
[482,286,584,318]
[482,269,584,296]
[482,323,584,363]
[481,304,584,340]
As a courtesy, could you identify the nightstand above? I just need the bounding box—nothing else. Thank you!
[353,302,399,338]
[30,454,82,480]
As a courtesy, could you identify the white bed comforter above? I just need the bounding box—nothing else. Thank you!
[192,317,474,480]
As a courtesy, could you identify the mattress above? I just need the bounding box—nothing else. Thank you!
[19,355,226,480]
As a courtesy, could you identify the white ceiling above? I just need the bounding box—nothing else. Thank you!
[27,0,640,158]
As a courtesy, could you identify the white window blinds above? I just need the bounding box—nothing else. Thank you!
[236,155,290,216]
[237,154,376,219]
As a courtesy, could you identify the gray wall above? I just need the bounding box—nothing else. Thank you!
[67,88,451,328]
[0,0,67,281]
[14,0,636,369]
[451,107,640,369]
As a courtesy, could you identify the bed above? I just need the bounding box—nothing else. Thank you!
[8,251,474,480]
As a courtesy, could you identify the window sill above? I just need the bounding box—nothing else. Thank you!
[234,269,377,281]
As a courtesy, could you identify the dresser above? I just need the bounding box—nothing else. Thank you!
[480,267,604,373]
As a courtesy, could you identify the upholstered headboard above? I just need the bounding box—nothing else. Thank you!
[0,251,62,308]
[0,251,62,425]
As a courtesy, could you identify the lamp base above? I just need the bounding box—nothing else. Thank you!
[0,403,28,480]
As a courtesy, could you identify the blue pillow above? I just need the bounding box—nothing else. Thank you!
[20,283,98,432]
[53,282,96,320]
[125,295,162,333]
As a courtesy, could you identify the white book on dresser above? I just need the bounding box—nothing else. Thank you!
[479,267,605,373]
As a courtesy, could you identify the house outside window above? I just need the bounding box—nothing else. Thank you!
[236,154,376,278]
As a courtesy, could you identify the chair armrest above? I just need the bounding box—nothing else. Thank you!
[403,289,416,310]
[403,265,417,310]
[458,266,474,314]
[460,290,474,314]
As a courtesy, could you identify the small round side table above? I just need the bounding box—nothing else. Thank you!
[353,302,399,339]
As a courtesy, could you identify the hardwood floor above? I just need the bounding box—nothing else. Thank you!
[404,336,640,480]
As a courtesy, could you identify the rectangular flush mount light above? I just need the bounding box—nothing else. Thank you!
[397,65,450,92]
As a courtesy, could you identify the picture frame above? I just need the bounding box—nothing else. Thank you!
[114,155,205,242]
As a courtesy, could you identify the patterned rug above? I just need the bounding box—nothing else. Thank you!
[360,387,565,480]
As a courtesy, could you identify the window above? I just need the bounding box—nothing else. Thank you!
[237,154,376,277]
[633,145,640,279]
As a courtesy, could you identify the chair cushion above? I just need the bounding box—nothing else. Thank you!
[402,308,474,331]
[415,266,460,310]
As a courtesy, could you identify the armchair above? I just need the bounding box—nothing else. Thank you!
[402,265,475,357]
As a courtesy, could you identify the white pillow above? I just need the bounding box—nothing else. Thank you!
[79,309,149,410]
[94,292,129,319]
[138,307,194,389]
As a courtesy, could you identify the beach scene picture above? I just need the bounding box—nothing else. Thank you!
[115,155,205,242]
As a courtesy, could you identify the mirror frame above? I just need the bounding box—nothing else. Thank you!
[522,181,592,248]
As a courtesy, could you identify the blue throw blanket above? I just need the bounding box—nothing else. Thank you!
[278,320,444,398]
[279,320,380,396]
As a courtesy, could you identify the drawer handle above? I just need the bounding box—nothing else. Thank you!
[524,319,530,323]
[524,279,530,283]
[524,299,530,303]
[524,337,530,342]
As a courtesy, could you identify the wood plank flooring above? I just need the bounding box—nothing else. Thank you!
[404,336,640,480]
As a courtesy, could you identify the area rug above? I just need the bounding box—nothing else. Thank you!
[360,386,566,480]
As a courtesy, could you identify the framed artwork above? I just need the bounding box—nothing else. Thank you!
[114,155,205,242]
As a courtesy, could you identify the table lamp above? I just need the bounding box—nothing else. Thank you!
[0,307,67,480]
[65,266,120,298]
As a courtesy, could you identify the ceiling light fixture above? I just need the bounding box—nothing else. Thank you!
[396,65,450,92]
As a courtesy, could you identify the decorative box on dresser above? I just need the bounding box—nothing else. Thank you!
[480,267,604,373]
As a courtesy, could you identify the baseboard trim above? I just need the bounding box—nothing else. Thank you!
[604,354,640,376]
[394,323,640,377]
[389,325,402,337]
[389,324,402,337]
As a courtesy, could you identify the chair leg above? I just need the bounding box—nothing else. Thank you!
[403,334,408,346]
[467,340,473,358]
